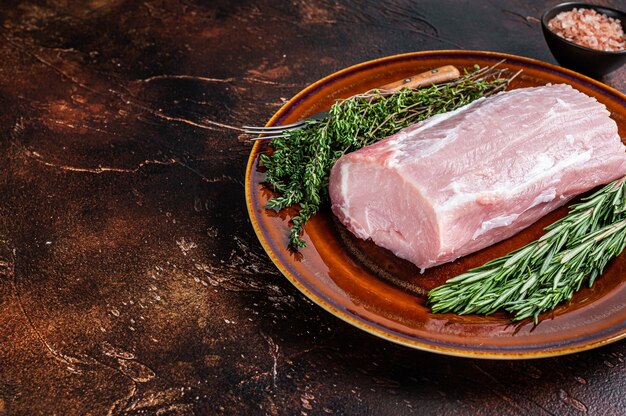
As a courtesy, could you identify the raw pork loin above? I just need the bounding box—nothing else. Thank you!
[329,84,626,270]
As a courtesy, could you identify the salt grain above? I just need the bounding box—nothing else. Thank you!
[548,8,626,52]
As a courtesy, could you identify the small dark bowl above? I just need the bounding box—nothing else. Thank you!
[541,2,626,77]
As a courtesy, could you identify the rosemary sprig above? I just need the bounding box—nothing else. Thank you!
[428,176,626,322]
[261,64,516,248]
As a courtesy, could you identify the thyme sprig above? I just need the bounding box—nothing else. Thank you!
[261,63,517,248]
[428,177,626,322]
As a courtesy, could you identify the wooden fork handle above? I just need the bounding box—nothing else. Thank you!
[380,65,461,92]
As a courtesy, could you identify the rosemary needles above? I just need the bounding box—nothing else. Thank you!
[428,176,626,322]
[260,63,517,248]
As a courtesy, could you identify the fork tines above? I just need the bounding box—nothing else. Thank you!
[243,120,307,135]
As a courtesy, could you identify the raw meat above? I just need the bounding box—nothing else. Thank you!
[329,84,626,270]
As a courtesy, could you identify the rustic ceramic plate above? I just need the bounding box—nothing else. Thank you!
[245,51,626,359]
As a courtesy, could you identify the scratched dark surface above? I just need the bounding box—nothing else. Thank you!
[0,0,625,415]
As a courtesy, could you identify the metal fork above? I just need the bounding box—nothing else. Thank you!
[243,110,329,140]
[243,65,460,140]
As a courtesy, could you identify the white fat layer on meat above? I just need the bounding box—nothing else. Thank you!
[472,187,558,240]
[472,214,520,239]
[386,97,486,167]
[337,162,352,222]
[556,97,572,109]
[546,96,575,117]
[337,162,369,239]
[441,148,593,211]
[363,206,372,232]
[526,154,556,177]
[464,148,595,241]
[528,187,557,209]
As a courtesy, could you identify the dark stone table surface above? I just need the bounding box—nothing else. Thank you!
[0,1,625,415]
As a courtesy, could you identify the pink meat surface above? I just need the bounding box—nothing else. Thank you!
[329,84,626,270]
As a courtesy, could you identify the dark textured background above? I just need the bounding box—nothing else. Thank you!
[0,0,625,415]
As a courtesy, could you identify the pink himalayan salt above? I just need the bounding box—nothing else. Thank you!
[548,8,626,52]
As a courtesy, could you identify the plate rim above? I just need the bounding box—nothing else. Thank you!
[245,50,626,359]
